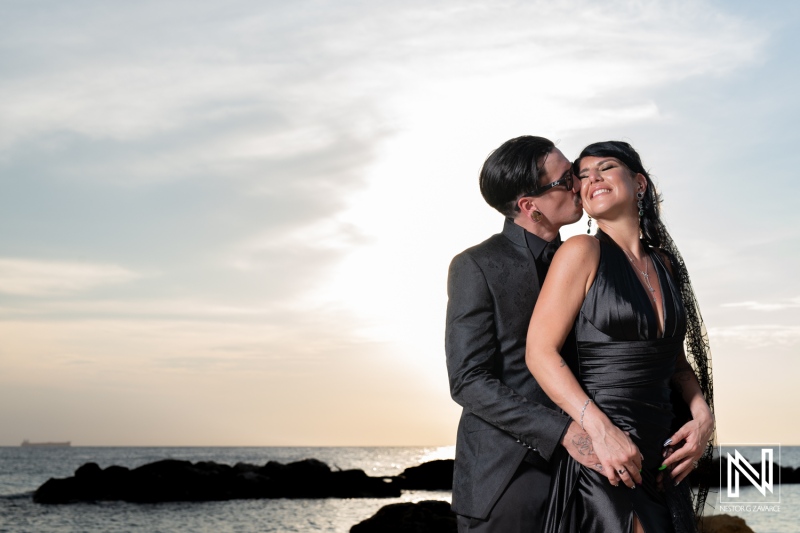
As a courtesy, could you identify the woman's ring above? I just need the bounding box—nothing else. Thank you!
[618,468,627,475]
[692,460,699,470]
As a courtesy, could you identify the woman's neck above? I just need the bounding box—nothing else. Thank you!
[595,218,645,259]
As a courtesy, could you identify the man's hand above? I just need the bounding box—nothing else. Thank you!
[562,420,644,488]
[561,421,603,473]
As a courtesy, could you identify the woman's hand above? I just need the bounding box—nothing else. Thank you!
[664,350,715,485]
[660,410,715,484]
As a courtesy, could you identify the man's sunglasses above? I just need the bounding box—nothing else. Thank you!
[524,173,574,197]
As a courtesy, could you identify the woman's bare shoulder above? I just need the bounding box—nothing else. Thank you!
[560,234,601,256]
[551,235,600,272]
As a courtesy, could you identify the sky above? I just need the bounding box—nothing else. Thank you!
[1,0,799,446]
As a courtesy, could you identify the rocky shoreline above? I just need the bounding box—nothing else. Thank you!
[34,455,800,504]
[33,457,454,504]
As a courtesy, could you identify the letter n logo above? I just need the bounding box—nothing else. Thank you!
[727,449,773,497]
[719,444,780,504]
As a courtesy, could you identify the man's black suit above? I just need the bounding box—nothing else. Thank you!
[445,218,572,526]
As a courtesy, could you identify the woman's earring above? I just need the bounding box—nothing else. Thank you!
[587,216,592,234]
[531,210,542,223]
[636,191,645,217]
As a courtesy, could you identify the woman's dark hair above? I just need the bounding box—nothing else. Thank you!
[479,136,555,217]
[573,141,663,247]
[575,141,715,519]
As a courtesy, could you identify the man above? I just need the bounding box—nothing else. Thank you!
[446,136,598,531]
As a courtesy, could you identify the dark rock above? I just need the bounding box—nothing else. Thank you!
[33,457,399,504]
[350,500,456,533]
[125,459,234,502]
[233,462,260,474]
[33,477,84,504]
[97,465,131,500]
[258,459,334,498]
[698,514,755,533]
[332,469,397,498]
[779,464,800,484]
[75,462,102,479]
[393,460,453,490]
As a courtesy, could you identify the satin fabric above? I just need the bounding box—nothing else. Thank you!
[543,235,695,533]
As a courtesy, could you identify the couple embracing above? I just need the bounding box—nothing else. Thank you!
[445,136,715,533]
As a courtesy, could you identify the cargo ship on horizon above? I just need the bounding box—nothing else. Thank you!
[21,439,71,448]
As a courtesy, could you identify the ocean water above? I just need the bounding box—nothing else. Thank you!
[0,446,454,533]
[0,445,797,533]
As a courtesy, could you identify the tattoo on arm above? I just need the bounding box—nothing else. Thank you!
[571,433,595,457]
[670,368,695,394]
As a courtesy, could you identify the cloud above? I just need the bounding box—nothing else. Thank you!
[0,0,764,150]
[0,0,770,331]
[0,258,140,296]
[708,324,800,348]
[335,0,764,135]
[0,1,399,312]
[721,298,800,312]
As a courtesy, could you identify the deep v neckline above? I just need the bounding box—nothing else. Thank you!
[620,245,667,339]
[648,252,669,339]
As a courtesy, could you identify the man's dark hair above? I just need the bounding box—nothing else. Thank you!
[479,135,555,217]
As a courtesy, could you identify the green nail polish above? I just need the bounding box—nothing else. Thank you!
[658,464,668,471]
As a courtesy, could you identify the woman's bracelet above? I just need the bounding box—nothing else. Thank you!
[580,398,593,431]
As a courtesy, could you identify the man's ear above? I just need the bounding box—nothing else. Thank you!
[517,196,538,216]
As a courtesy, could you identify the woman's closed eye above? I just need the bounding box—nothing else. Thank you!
[579,162,617,179]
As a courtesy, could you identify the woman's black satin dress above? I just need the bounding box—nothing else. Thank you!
[543,236,693,533]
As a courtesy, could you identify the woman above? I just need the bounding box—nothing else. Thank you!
[525,141,715,533]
